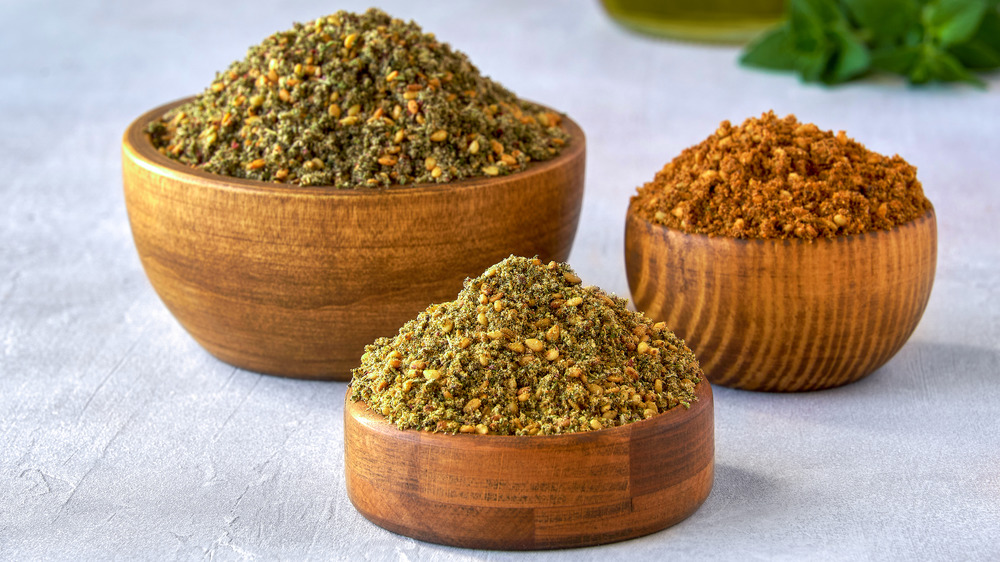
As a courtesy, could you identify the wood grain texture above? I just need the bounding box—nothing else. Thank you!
[122,98,585,380]
[344,381,713,550]
[625,206,937,392]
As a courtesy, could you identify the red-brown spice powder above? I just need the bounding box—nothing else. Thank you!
[630,111,932,240]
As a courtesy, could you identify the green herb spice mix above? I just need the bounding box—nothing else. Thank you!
[147,8,569,187]
[349,256,702,435]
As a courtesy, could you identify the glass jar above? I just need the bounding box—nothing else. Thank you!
[600,0,786,43]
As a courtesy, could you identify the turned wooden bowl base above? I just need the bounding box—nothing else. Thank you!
[625,208,937,392]
[344,382,714,550]
[122,98,586,379]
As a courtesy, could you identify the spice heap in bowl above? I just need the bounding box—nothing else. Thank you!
[345,256,714,549]
[631,111,931,239]
[147,9,569,187]
[349,255,703,435]
[122,9,585,379]
[625,112,937,392]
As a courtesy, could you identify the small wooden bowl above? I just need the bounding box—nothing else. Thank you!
[122,98,585,379]
[625,206,937,392]
[344,381,713,550]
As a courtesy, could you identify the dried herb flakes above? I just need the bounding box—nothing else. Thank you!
[147,8,569,188]
[349,256,702,436]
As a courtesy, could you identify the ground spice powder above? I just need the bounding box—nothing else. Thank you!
[147,8,568,188]
[631,111,932,240]
[349,256,702,435]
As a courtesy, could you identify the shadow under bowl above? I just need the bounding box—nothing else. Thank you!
[122,98,586,380]
[344,380,714,549]
[625,206,937,392]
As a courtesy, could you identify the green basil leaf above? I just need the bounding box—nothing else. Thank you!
[872,45,922,74]
[788,0,835,52]
[797,48,835,82]
[787,0,857,82]
[950,39,1000,68]
[923,0,990,46]
[738,0,993,86]
[842,0,920,46]
[932,51,984,85]
[948,9,1000,68]
[825,29,872,82]
[909,44,985,84]
[790,0,843,20]
[741,26,799,70]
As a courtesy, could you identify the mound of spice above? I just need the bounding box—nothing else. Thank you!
[349,256,702,435]
[147,8,569,188]
[631,111,932,240]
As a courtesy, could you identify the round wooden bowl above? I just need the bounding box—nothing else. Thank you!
[344,381,713,550]
[121,98,585,380]
[625,206,937,392]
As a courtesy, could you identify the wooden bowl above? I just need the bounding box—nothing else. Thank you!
[344,381,713,550]
[121,98,585,380]
[625,206,937,392]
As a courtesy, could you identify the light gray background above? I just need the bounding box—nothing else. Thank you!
[2,1,998,560]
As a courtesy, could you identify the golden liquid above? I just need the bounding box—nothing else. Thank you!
[601,0,786,43]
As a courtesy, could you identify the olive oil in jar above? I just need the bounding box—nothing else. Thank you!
[601,0,785,43]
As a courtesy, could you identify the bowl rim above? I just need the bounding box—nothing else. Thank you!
[344,377,712,445]
[626,202,936,246]
[124,97,585,199]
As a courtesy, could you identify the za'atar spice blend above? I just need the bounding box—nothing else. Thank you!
[349,256,702,436]
[631,111,932,240]
[147,8,569,188]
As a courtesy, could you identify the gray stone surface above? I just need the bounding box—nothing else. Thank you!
[2,1,998,559]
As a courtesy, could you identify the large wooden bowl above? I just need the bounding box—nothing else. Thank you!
[625,206,937,392]
[122,98,585,379]
[344,381,713,550]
